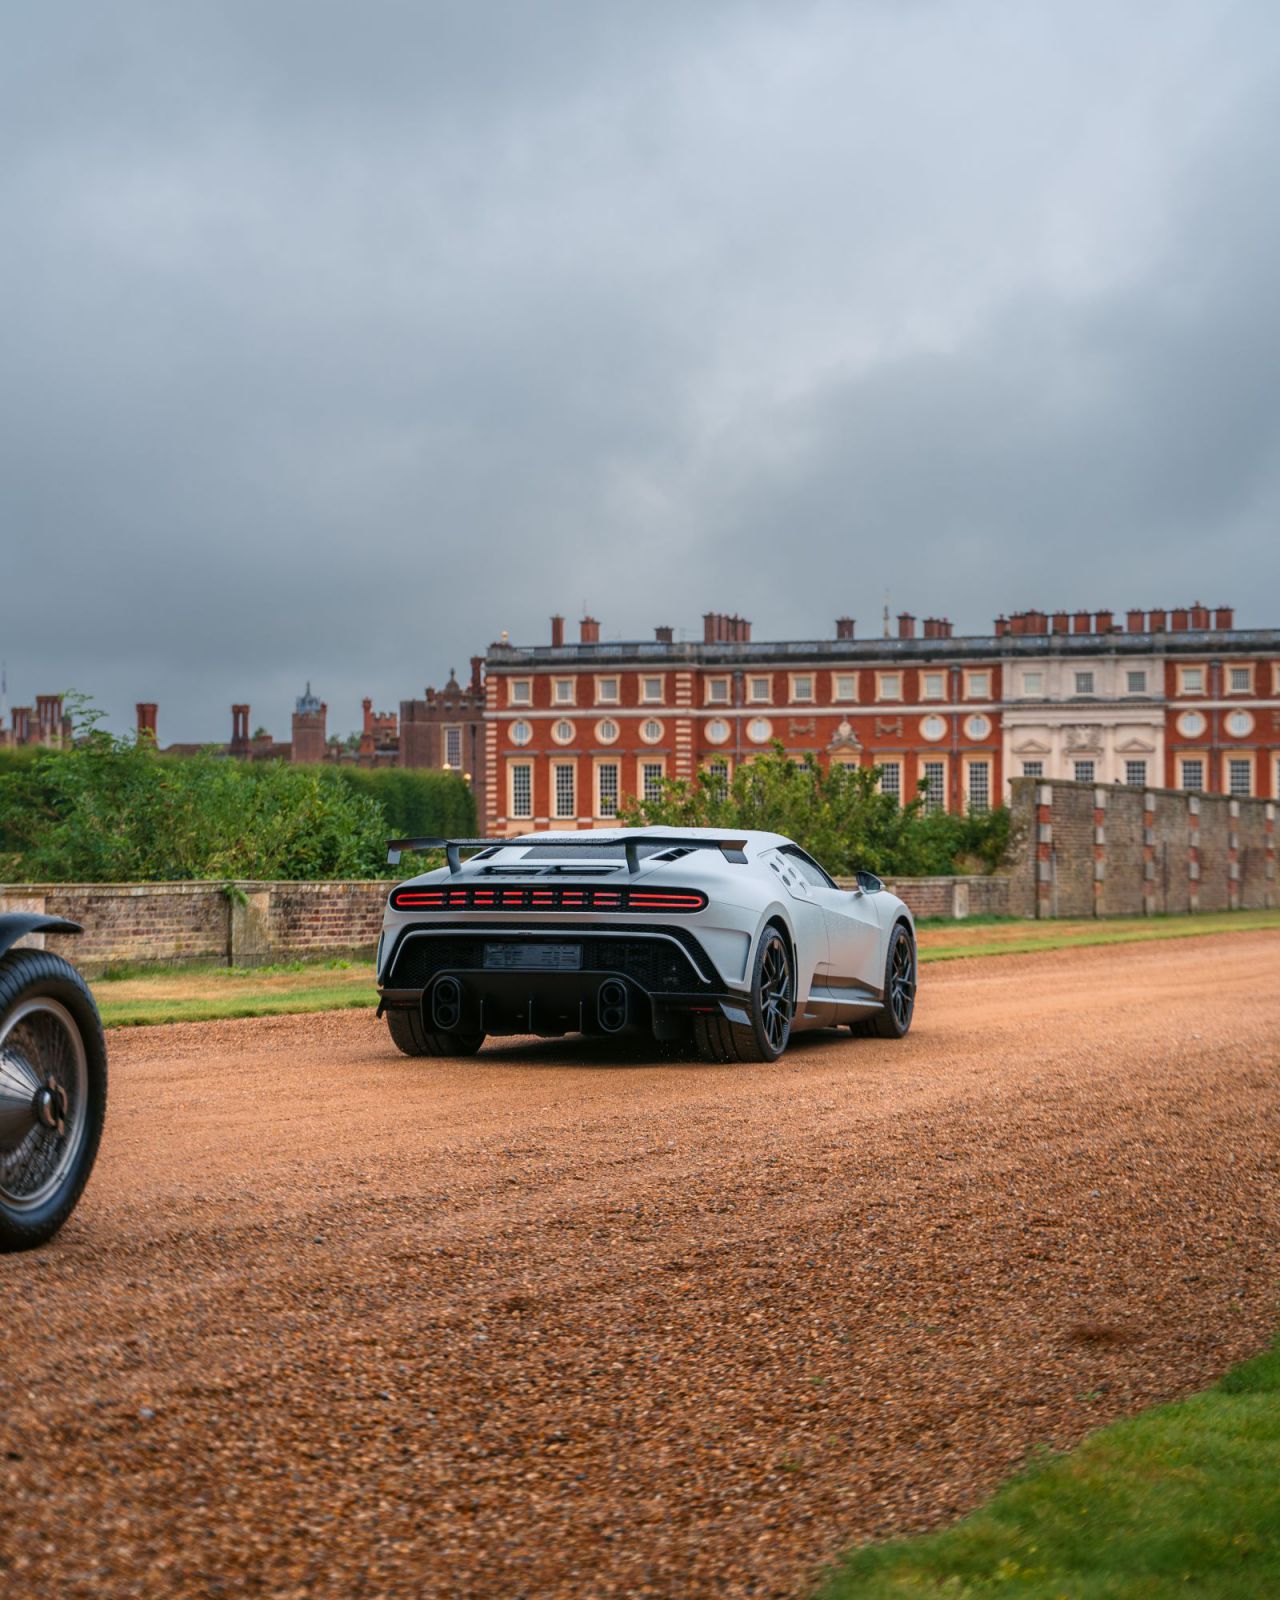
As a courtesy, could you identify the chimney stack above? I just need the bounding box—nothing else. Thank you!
[550,615,565,648]
[469,656,484,695]
[1073,610,1092,634]
[897,612,916,639]
[1052,611,1070,635]
[1214,606,1234,630]
[1095,609,1114,633]
[703,612,752,644]
[136,703,158,741]
[1171,608,1189,632]
[654,624,673,645]
[994,615,1009,637]
[1190,602,1210,630]
[1126,609,1145,633]
[231,705,250,749]
[1149,608,1167,632]
[580,616,600,644]
[835,616,855,640]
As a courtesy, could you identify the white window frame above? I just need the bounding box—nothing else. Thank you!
[789,673,815,704]
[1227,665,1253,694]
[922,759,946,813]
[508,761,533,820]
[594,675,620,705]
[1178,666,1204,695]
[1074,671,1095,695]
[1021,760,1044,778]
[552,677,576,705]
[1021,671,1043,696]
[595,759,620,819]
[705,676,731,705]
[920,671,945,702]
[833,673,858,703]
[1227,756,1252,797]
[878,761,902,802]
[965,670,991,700]
[1126,670,1148,694]
[966,759,990,814]
[640,675,665,704]
[443,725,462,770]
[876,672,902,702]
[1124,760,1147,787]
[1180,757,1205,792]
[640,758,666,805]
[552,760,576,820]
[508,678,532,707]
[1073,759,1096,784]
[705,757,732,800]
[748,675,771,703]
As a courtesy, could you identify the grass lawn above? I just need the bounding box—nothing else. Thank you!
[90,909,1280,1028]
[816,1333,1280,1599]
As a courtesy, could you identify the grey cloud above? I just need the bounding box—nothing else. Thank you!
[1,1,1277,741]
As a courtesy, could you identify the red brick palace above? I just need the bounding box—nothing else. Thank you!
[481,606,1280,833]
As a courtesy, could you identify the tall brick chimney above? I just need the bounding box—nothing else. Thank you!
[1095,609,1114,633]
[1149,608,1167,632]
[136,703,158,741]
[580,616,600,644]
[994,615,1009,637]
[1214,606,1234,630]
[1126,609,1145,633]
[469,656,484,695]
[835,616,855,640]
[1073,610,1092,634]
[230,705,250,751]
[897,612,916,640]
[550,615,564,647]
[1052,611,1070,635]
[1190,602,1210,630]
[1171,608,1189,631]
[654,625,673,644]
[703,612,752,644]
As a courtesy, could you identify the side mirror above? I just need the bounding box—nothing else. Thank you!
[855,869,884,894]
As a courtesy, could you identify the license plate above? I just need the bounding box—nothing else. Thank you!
[482,942,582,971]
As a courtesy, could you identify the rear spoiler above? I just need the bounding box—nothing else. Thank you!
[386,835,749,874]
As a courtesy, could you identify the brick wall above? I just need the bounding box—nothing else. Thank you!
[1007,780,1276,918]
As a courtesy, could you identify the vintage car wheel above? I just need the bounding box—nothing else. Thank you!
[386,1006,485,1059]
[694,927,793,1064]
[861,924,916,1039]
[0,950,108,1251]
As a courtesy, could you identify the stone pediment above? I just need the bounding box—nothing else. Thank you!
[1010,737,1053,755]
[1115,735,1157,754]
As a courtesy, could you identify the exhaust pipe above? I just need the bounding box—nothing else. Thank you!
[596,979,629,1034]
[431,976,464,1032]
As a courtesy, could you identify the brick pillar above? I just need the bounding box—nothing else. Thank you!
[1035,783,1054,919]
[1188,793,1200,913]
[1142,791,1157,916]
[1228,799,1241,910]
[674,671,695,779]
[1093,786,1107,917]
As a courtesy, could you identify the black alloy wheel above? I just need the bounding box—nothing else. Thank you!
[694,927,794,1064]
[861,924,916,1039]
[386,1005,485,1059]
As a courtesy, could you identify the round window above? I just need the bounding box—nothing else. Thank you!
[552,719,575,745]
[1226,709,1254,738]
[705,718,731,745]
[746,716,773,744]
[640,718,664,744]
[1177,711,1207,738]
[920,714,948,742]
[595,718,620,744]
[509,720,532,746]
[964,714,991,741]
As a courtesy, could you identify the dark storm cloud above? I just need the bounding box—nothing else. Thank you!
[2,1,1278,741]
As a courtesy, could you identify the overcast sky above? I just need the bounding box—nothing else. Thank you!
[3,1,1278,743]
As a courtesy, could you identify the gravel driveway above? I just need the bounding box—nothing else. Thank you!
[3,932,1278,1598]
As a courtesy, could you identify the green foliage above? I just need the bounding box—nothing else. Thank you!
[817,1330,1280,1599]
[0,706,391,881]
[617,744,1010,877]
[331,765,475,839]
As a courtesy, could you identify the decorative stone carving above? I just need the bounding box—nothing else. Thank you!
[875,717,904,737]
[827,718,862,754]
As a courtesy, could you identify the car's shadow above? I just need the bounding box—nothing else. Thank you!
[446,1027,848,1071]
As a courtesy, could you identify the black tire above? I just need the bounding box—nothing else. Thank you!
[0,949,108,1252]
[385,1005,485,1059]
[694,926,794,1064]
[861,923,916,1039]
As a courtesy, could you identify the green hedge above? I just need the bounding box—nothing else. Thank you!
[330,766,476,839]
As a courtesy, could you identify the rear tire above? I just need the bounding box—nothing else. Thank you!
[694,927,793,1064]
[0,950,108,1252]
[861,924,916,1039]
[386,1006,485,1058]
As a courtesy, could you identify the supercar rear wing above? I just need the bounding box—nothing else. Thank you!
[386,835,749,874]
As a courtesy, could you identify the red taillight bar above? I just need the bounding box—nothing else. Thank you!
[388,884,708,914]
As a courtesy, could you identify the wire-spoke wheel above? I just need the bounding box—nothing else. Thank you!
[0,951,107,1251]
[862,924,916,1039]
[694,927,794,1063]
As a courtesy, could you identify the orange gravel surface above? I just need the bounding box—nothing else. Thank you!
[3,931,1279,1599]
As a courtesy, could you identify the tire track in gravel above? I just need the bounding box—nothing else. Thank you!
[2,931,1278,1598]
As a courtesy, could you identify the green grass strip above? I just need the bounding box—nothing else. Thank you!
[921,910,1280,964]
[817,1333,1280,1599]
[98,985,376,1028]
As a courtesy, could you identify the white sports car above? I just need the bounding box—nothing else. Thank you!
[376,828,916,1062]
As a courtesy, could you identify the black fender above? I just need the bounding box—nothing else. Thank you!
[0,913,83,961]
